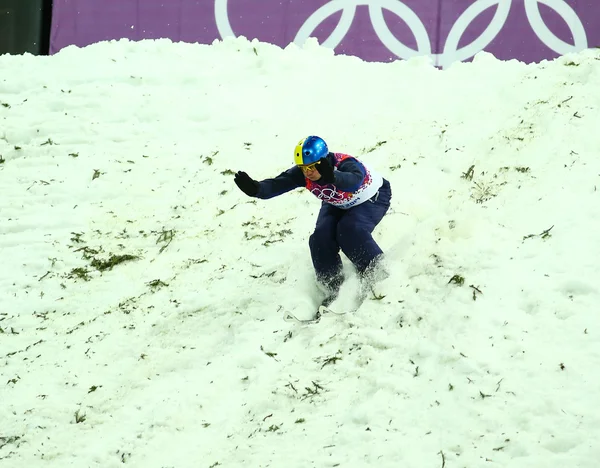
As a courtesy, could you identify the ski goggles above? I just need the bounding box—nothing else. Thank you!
[299,162,318,173]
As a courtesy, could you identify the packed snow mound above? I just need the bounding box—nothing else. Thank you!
[1,38,599,467]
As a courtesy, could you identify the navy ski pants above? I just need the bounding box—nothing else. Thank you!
[309,179,391,284]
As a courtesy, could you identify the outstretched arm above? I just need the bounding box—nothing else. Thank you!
[234,166,305,199]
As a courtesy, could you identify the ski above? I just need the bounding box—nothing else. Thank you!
[283,305,346,324]
[283,311,320,324]
[318,305,347,316]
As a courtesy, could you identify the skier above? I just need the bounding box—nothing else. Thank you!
[234,136,391,306]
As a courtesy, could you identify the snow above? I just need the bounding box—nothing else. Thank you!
[1,36,600,467]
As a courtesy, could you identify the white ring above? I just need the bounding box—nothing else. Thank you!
[368,1,431,58]
[295,0,430,58]
[294,0,357,49]
[215,0,235,38]
[440,0,512,68]
[524,0,587,55]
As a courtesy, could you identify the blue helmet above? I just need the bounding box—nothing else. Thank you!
[294,136,328,166]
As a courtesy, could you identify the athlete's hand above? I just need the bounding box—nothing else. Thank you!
[234,171,260,197]
[316,158,335,184]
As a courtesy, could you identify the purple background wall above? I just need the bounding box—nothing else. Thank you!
[50,0,599,67]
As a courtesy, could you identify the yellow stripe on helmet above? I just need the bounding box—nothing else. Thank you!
[294,138,307,166]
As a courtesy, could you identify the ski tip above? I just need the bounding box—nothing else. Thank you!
[283,312,319,324]
[284,306,346,324]
[283,312,299,322]
[318,305,346,315]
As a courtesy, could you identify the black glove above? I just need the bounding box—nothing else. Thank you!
[234,171,260,197]
[316,157,335,184]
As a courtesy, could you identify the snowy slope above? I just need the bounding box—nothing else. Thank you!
[1,38,600,467]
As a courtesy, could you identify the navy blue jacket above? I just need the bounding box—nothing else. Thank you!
[256,153,366,199]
